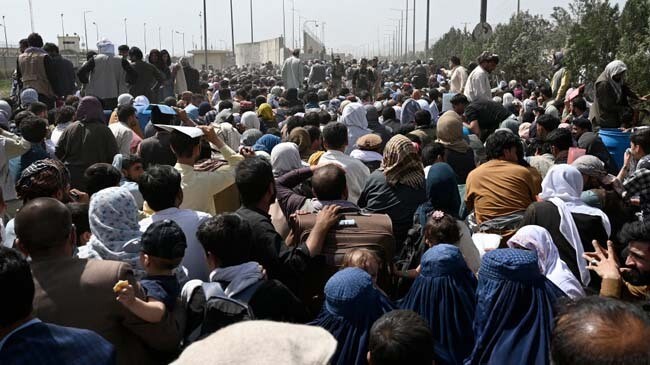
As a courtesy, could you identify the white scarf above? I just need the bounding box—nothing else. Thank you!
[539,165,611,286]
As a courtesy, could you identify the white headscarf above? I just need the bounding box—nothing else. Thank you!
[118,93,134,107]
[508,225,586,299]
[241,111,261,130]
[134,95,150,107]
[341,103,368,129]
[96,39,115,56]
[603,60,627,102]
[502,92,514,107]
[539,165,611,286]
[270,142,306,177]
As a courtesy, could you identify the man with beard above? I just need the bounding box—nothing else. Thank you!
[586,221,650,302]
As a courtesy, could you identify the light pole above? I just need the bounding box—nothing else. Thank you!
[404,0,408,57]
[390,9,404,59]
[158,26,161,49]
[176,31,185,56]
[171,29,175,57]
[92,22,99,42]
[425,0,430,57]
[412,0,415,58]
[27,0,34,32]
[124,18,128,45]
[202,0,208,70]
[143,22,147,54]
[83,10,91,52]
[60,13,65,37]
[1,17,7,79]
[229,0,235,57]
[291,0,295,49]
[282,0,286,51]
[302,19,318,51]
[249,0,254,44]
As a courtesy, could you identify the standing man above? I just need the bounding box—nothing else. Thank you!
[281,49,304,91]
[551,51,570,102]
[352,58,375,97]
[412,59,428,90]
[43,43,76,100]
[448,56,468,94]
[464,52,498,102]
[331,56,345,96]
[371,57,382,99]
[17,33,56,109]
[307,59,326,88]
[128,47,165,103]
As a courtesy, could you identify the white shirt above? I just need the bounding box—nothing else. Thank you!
[464,65,492,102]
[50,122,70,146]
[449,66,468,94]
[108,122,134,156]
[139,207,212,282]
[318,149,370,204]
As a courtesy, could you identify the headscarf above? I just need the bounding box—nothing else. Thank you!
[436,111,469,154]
[499,117,520,135]
[381,134,425,189]
[270,142,304,178]
[539,165,611,286]
[571,155,607,178]
[96,39,115,56]
[76,96,104,123]
[400,98,422,125]
[20,88,38,107]
[134,95,150,107]
[465,249,565,365]
[416,163,461,225]
[341,103,371,154]
[85,187,142,272]
[117,93,134,107]
[602,60,627,102]
[507,225,585,299]
[288,127,312,158]
[252,134,281,155]
[308,150,325,166]
[309,268,394,365]
[241,129,263,147]
[0,100,12,118]
[257,103,274,122]
[241,111,261,130]
[400,244,477,365]
[518,122,531,139]
[328,99,341,114]
[15,159,70,202]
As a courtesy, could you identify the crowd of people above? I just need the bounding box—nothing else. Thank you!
[1,31,650,365]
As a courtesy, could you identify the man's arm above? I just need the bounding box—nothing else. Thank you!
[1,130,31,159]
[276,166,313,217]
[199,125,244,167]
[77,58,95,85]
[122,58,138,85]
[43,55,58,95]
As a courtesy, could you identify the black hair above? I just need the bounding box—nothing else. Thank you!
[424,212,460,244]
[450,56,461,66]
[322,122,348,150]
[312,164,347,201]
[218,89,232,102]
[218,100,233,112]
[128,47,144,60]
[27,101,47,116]
[536,114,561,134]
[619,221,650,246]
[266,128,282,138]
[121,154,143,171]
[450,93,469,106]
[522,111,535,124]
[169,130,200,159]
[0,247,34,326]
[551,296,650,365]
[422,143,446,166]
[303,112,320,128]
[163,97,177,107]
[43,42,59,54]
[84,163,122,196]
[571,97,587,112]
[414,110,431,127]
[305,92,319,104]
[19,116,47,143]
[138,165,181,211]
[118,44,130,53]
[235,157,274,207]
[572,117,592,132]
[305,125,321,145]
[359,91,371,102]
[369,310,434,365]
[630,128,650,155]
[382,106,396,121]
[66,202,90,245]
[485,130,520,160]
[255,95,267,108]
[15,198,72,255]
[540,85,553,98]
[117,105,136,123]
[55,106,75,126]
[285,116,304,135]
[197,214,253,267]
[318,110,332,125]
[546,128,573,152]
[27,33,43,48]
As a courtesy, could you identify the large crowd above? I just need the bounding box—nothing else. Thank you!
[0,31,649,365]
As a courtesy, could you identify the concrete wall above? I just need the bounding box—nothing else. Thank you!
[235,36,287,66]
[303,30,325,60]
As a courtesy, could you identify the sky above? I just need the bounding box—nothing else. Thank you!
[1,0,627,57]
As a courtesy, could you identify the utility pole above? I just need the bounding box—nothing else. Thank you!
[143,23,147,54]
[517,0,520,16]
[83,11,91,52]
[229,0,235,54]
[461,22,471,33]
[425,0,430,56]
[405,0,408,58]
[171,29,174,56]
[291,0,295,49]
[202,0,208,70]
[27,0,34,32]
[480,0,487,23]
[176,31,185,56]
[60,13,65,37]
[1,16,7,79]
[249,0,254,44]
[282,0,286,52]
[158,26,161,49]
[124,18,128,44]
[412,0,416,58]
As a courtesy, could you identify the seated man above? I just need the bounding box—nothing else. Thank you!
[317,122,370,203]
[15,198,180,365]
[573,117,617,175]
[546,127,573,164]
[368,310,434,365]
[585,221,650,301]
[170,125,244,216]
[139,165,211,282]
[551,296,650,365]
[235,157,341,292]
[464,99,512,141]
[113,154,145,209]
[408,110,436,146]
[465,131,541,239]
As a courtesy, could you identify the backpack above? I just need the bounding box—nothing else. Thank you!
[394,221,428,297]
[181,280,258,346]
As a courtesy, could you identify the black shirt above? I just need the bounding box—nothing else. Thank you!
[465,100,511,141]
[140,275,180,311]
[139,131,177,168]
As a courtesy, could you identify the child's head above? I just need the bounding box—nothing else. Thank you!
[19,116,47,143]
[66,203,90,246]
[424,211,460,247]
[341,248,381,283]
[140,219,187,273]
[197,213,253,270]
[630,128,650,159]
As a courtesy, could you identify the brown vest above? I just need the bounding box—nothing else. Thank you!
[19,51,55,97]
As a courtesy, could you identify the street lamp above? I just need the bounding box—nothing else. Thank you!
[0,17,8,79]
[124,18,128,45]
[175,31,185,56]
[171,29,174,57]
[143,22,147,54]
[158,26,161,49]
[60,14,66,51]
[249,0,254,44]
[83,10,92,52]
[92,22,99,42]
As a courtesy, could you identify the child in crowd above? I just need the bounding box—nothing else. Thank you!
[66,203,91,246]
[394,210,461,279]
[341,248,381,285]
[115,219,186,323]
[16,116,49,180]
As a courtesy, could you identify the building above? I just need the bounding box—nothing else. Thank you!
[58,35,81,54]
[188,49,234,70]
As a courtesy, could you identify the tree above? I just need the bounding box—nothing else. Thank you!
[565,0,620,84]
[428,28,483,69]
[618,0,650,94]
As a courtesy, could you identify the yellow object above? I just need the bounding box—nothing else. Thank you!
[113,280,129,293]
